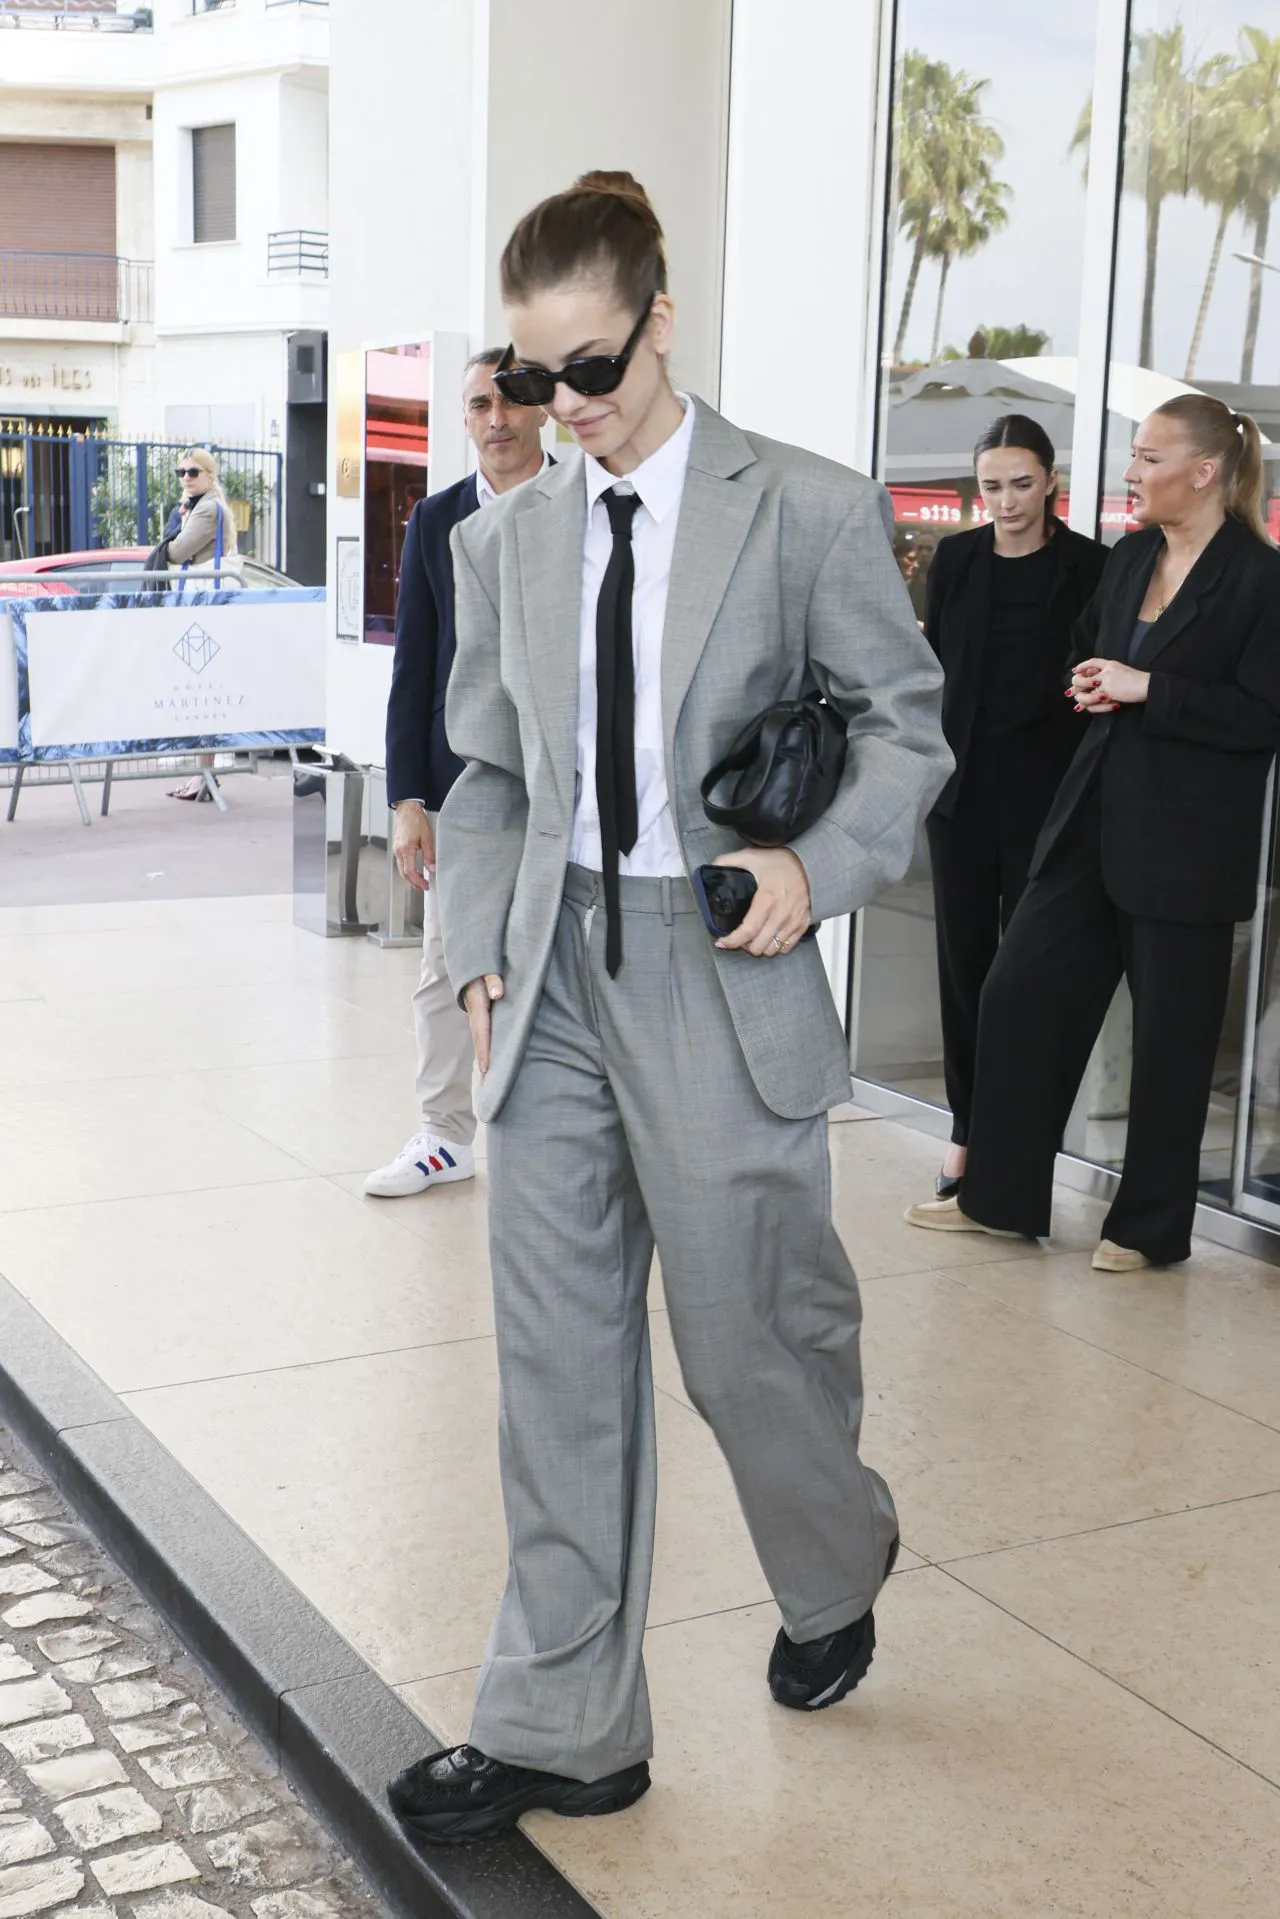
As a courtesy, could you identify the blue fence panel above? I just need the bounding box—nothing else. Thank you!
[0,430,283,570]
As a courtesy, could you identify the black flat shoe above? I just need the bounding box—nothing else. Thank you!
[387,1743,651,1847]
[935,1168,962,1199]
[768,1535,900,1712]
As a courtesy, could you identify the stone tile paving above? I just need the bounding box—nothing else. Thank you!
[0,1433,388,1919]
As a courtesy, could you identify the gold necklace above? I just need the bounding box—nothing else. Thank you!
[1151,555,1197,619]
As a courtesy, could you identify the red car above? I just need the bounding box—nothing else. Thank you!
[0,548,299,597]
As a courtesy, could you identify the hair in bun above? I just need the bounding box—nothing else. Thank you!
[501,169,667,313]
[573,169,655,210]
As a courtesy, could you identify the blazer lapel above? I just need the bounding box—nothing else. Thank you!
[961,524,994,682]
[515,458,586,819]
[1132,518,1243,669]
[661,402,763,759]
[1097,532,1159,664]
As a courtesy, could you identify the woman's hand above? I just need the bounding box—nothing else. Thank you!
[463,974,504,1073]
[712,847,812,957]
[1070,658,1151,715]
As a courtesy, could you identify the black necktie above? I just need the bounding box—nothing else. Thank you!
[596,487,642,977]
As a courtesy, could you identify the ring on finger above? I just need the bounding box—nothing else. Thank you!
[769,934,782,953]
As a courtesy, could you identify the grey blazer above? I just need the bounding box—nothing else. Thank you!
[437,399,953,1122]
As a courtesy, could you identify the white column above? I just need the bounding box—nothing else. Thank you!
[721,0,889,1022]
[1067,0,1133,534]
[483,0,731,398]
[720,0,887,468]
[325,0,486,765]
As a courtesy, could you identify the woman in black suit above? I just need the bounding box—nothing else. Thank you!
[908,394,1280,1269]
[924,416,1106,1197]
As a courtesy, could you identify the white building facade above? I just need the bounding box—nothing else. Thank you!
[0,0,329,456]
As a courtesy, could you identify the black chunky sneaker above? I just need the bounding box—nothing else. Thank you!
[388,1743,651,1846]
[768,1609,877,1711]
[768,1536,900,1712]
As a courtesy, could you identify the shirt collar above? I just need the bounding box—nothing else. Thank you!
[476,449,548,508]
[583,394,695,525]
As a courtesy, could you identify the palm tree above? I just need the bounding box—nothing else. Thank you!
[927,172,1010,364]
[1184,53,1249,381]
[1227,29,1280,384]
[1072,27,1194,370]
[892,53,1005,366]
[959,324,1051,360]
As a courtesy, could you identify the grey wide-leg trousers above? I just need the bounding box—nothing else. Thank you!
[470,865,898,1782]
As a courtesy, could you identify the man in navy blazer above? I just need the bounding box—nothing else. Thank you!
[366,350,548,1197]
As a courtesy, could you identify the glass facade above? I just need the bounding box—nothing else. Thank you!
[853,0,1280,1239]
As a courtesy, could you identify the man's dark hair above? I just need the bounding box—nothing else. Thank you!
[464,348,505,377]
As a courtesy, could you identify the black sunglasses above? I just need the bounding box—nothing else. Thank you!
[176,466,203,479]
[492,295,655,407]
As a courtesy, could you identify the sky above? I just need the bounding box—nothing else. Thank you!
[885,0,1280,389]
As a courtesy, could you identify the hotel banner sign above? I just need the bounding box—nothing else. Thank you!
[2,590,325,762]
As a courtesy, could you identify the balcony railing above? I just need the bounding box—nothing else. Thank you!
[267,229,328,279]
[188,1,328,14]
[0,3,152,27]
[0,253,155,325]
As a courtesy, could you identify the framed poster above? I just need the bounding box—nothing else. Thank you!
[335,535,361,642]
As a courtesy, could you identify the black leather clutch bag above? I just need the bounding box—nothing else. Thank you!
[700,692,848,848]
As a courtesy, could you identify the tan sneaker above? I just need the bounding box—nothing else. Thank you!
[1091,1239,1150,1272]
[903,1196,1023,1237]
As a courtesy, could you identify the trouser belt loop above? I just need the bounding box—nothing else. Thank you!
[661,876,674,927]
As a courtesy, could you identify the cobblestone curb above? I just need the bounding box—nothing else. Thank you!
[0,1430,385,1919]
[0,1279,598,1919]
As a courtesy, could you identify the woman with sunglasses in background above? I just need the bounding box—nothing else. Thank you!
[163,448,239,800]
[923,417,1106,1200]
[386,170,952,1846]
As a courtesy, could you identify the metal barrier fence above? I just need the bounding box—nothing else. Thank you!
[0,430,282,568]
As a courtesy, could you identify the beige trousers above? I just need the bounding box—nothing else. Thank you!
[413,829,477,1146]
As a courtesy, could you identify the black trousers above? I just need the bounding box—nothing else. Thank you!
[959,787,1235,1264]
[926,734,1071,1144]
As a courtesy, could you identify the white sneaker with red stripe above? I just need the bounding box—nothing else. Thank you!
[363,1131,475,1198]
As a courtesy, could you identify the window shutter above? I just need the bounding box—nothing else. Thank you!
[192,125,236,244]
[0,144,117,253]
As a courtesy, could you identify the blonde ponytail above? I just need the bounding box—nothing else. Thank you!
[1153,395,1271,544]
[1228,411,1268,543]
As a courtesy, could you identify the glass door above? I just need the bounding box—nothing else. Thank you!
[1224,775,1280,1224]
[852,0,1101,1101]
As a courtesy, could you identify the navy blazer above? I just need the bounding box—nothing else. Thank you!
[1032,515,1280,923]
[385,474,479,809]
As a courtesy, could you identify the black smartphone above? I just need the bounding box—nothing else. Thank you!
[693,864,757,937]
[692,863,821,945]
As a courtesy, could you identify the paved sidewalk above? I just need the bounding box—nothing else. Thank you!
[1,772,293,909]
[0,1427,384,1919]
[1,892,1279,1917]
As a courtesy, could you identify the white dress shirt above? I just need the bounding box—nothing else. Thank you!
[570,396,695,877]
[475,449,549,508]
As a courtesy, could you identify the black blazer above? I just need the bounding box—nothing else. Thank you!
[924,521,1108,815]
[1031,516,1280,924]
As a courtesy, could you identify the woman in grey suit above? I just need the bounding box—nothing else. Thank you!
[389,171,953,1845]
